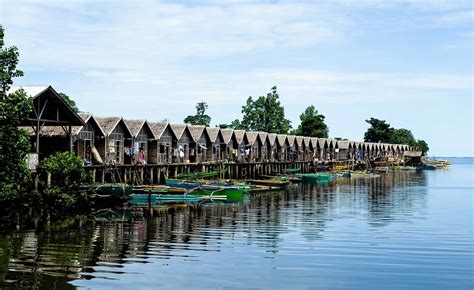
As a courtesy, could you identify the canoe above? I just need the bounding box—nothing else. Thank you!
[130,193,225,204]
[283,168,301,174]
[296,173,334,183]
[187,186,246,203]
[133,185,187,194]
[417,165,436,170]
[247,179,289,187]
[165,179,203,190]
[81,183,133,197]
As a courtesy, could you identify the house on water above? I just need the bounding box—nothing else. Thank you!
[220,128,235,161]
[148,122,175,164]
[95,117,133,165]
[245,131,260,162]
[124,119,155,164]
[170,124,193,163]
[233,130,246,162]
[206,127,223,161]
[266,133,278,162]
[189,125,212,162]
[276,134,289,162]
[12,86,85,161]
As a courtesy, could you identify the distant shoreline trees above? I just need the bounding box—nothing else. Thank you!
[364,118,429,155]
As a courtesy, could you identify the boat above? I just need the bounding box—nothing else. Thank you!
[416,165,436,170]
[176,168,228,180]
[132,185,187,194]
[296,173,334,183]
[165,179,203,190]
[187,186,247,203]
[129,193,227,204]
[283,168,301,174]
[246,179,289,187]
[81,183,133,197]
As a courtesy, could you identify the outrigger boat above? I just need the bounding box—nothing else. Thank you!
[296,173,334,183]
[81,183,133,197]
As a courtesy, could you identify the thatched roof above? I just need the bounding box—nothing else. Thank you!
[276,134,287,146]
[287,135,296,146]
[149,122,170,139]
[95,117,122,136]
[170,124,187,140]
[258,132,268,144]
[10,86,85,127]
[267,133,277,146]
[188,125,206,142]
[303,137,311,148]
[404,151,422,157]
[20,113,97,137]
[206,127,220,143]
[295,136,303,147]
[220,129,234,144]
[233,130,246,144]
[337,140,350,149]
[124,119,146,138]
[318,138,327,148]
[245,131,259,145]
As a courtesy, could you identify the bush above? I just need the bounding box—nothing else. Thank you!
[42,152,87,208]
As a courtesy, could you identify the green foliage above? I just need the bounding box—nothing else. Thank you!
[240,86,291,134]
[0,26,32,200]
[59,92,79,113]
[184,101,211,126]
[416,140,429,155]
[0,26,23,97]
[295,105,328,138]
[364,117,429,155]
[42,152,86,208]
[391,128,416,147]
[363,118,394,143]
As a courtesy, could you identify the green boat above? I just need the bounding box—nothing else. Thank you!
[187,186,246,203]
[296,173,334,183]
[283,168,301,174]
[417,165,436,170]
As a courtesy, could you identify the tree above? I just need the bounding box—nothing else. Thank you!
[184,101,211,126]
[295,105,328,138]
[416,140,429,155]
[59,92,79,113]
[240,86,291,134]
[390,128,416,147]
[218,119,244,129]
[0,26,33,199]
[363,118,394,143]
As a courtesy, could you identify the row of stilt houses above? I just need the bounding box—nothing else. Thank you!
[15,86,415,167]
[35,114,414,165]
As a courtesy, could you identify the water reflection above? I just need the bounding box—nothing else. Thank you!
[0,171,436,289]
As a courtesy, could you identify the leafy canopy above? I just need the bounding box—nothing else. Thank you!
[363,117,429,154]
[295,105,328,138]
[59,92,79,113]
[0,25,33,199]
[363,118,394,143]
[240,86,291,134]
[390,128,416,147]
[184,101,211,127]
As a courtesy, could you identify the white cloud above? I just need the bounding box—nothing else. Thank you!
[435,10,474,26]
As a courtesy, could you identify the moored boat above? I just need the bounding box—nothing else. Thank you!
[296,173,334,183]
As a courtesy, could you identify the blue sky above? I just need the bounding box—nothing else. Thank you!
[1,0,472,156]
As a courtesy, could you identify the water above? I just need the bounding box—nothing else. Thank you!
[1,158,473,289]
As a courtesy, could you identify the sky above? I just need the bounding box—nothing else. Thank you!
[1,0,472,156]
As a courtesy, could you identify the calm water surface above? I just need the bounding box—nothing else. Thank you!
[1,158,472,289]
